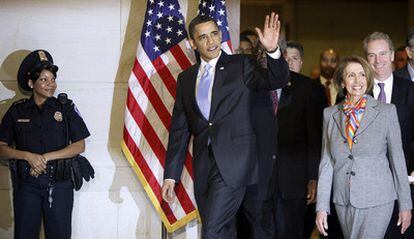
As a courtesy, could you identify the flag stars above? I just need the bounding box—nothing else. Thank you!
[177,30,183,36]
[155,23,162,29]
[146,20,152,26]
[165,37,171,44]
[166,26,173,33]
[158,1,164,7]
[218,9,225,16]
[153,45,160,52]
[155,34,161,41]
[209,4,215,12]
[167,15,174,22]
[221,0,225,5]
[177,19,183,25]
[217,20,222,26]
[144,31,150,38]
[148,9,153,15]
[168,4,175,11]
[202,1,207,7]
[157,12,163,18]
[149,0,154,4]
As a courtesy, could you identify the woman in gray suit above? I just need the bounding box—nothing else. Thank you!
[315,55,412,238]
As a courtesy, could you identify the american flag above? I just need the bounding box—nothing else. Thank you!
[198,0,233,54]
[121,0,198,233]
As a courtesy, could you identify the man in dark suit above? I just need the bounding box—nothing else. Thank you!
[161,13,289,239]
[363,31,414,238]
[236,41,323,239]
[394,29,414,82]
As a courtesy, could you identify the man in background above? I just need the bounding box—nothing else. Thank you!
[363,31,414,238]
[395,29,414,81]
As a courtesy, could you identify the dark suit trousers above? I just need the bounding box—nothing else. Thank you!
[384,186,414,239]
[236,198,275,239]
[195,146,246,239]
[274,197,306,239]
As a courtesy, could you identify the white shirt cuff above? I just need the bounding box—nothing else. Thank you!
[164,178,176,183]
[266,47,281,59]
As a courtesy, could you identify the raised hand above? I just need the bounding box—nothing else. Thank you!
[255,12,281,53]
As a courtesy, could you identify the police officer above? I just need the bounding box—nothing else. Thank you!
[0,50,90,239]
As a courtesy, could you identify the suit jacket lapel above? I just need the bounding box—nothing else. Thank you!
[355,96,379,136]
[391,75,404,106]
[210,52,229,120]
[188,63,204,118]
[279,82,292,109]
[332,104,347,140]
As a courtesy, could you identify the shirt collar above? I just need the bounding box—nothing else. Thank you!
[200,51,221,70]
[27,96,56,108]
[374,74,393,87]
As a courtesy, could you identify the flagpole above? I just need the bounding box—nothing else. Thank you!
[161,223,172,239]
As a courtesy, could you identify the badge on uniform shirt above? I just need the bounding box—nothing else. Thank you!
[54,111,63,122]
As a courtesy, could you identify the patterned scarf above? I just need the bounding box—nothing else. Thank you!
[343,94,367,150]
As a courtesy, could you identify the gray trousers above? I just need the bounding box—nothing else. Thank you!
[335,202,394,239]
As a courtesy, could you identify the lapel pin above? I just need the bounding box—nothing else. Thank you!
[287,81,292,86]
[219,66,224,70]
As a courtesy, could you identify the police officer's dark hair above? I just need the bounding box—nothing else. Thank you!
[29,65,58,82]
[188,15,219,40]
[286,41,304,58]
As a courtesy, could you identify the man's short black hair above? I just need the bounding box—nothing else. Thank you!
[286,41,304,58]
[240,29,258,38]
[188,15,219,40]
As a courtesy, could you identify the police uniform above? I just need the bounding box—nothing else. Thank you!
[0,50,90,239]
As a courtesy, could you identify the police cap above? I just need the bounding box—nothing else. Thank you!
[17,49,59,91]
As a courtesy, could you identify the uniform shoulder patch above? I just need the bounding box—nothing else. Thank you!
[12,98,27,106]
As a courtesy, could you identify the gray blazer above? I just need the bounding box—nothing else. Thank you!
[316,95,412,214]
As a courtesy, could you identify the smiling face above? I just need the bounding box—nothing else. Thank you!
[366,39,394,81]
[189,20,222,62]
[342,62,367,103]
[29,69,57,104]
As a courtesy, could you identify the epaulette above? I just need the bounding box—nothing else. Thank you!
[12,98,28,106]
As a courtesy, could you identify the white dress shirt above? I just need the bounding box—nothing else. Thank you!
[407,62,414,81]
[373,75,393,104]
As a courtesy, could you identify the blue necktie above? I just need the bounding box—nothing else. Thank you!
[196,64,213,119]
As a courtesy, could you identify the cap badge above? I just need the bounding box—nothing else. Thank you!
[38,50,48,61]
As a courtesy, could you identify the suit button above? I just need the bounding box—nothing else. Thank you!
[208,122,213,126]
[348,155,353,160]
[272,155,276,159]
[350,171,356,176]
